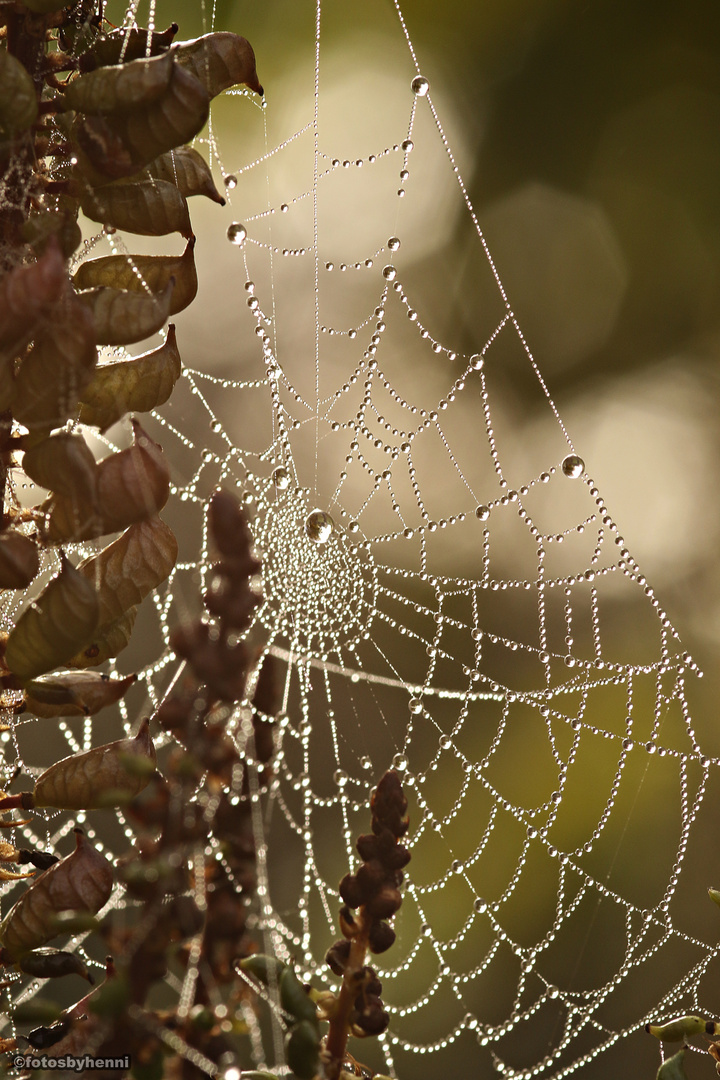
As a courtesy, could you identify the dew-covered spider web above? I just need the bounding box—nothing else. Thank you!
[2,1,720,1078]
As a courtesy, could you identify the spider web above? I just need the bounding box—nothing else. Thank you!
[1,2,718,1078]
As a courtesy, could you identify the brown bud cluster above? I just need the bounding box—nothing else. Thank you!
[324,770,410,1071]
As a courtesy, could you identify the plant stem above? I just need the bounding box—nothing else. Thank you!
[324,909,371,1080]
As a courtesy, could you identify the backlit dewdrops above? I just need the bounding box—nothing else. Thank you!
[411,74,429,96]
[562,454,585,478]
[223,174,238,190]
[272,467,290,490]
[227,222,247,245]
[388,236,401,251]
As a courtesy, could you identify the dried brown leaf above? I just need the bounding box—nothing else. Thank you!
[31,719,155,810]
[22,432,97,501]
[4,554,100,682]
[174,32,263,98]
[68,605,138,669]
[0,829,113,959]
[23,671,136,718]
[146,146,224,204]
[0,50,38,133]
[78,277,174,346]
[12,293,97,431]
[76,515,177,627]
[79,324,182,431]
[63,49,174,114]
[73,238,197,316]
[80,178,192,237]
[0,239,67,361]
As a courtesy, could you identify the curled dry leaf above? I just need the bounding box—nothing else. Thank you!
[79,324,182,431]
[74,63,209,179]
[6,719,156,811]
[0,829,113,960]
[0,49,38,133]
[78,277,174,346]
[80,178,192,238]
[146,146,224,205]
[12,293,97,431]
[40,958,116,1059]
[79,24,178,70]
[76,515,177,628]
[174,32,263,98]
[3,554,100,683]
[43,419,170,542]
[22,432,98,502]
[73,237,197,316]
[18,949,94,983]
[0,238,67,361]
[23,671,137,718]
[69,605,138,669]
[0,531,40,589]
[63,49,175,114]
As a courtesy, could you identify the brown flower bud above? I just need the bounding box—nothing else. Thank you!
[367,920,396,954]
[339,872,363,909]
[325,939,351,976]
[365,886,402,921]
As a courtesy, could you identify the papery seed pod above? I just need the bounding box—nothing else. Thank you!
[0,238,67,360]
[146,146,224,204]
[4,554,100,682]
[174,32,263,98]
[23,671,137,718]
[73,238,197,316]
[79,324,182,431]
[0,531,39,589]
[0,829,113,959]
[656,1049,687,1080]
[80,179,192,238]
[79,24,178,70]
[43,419,170,542]
[285,1019,321,1080]
[0,50,38,133]
[76,515,177,628]
[10,719,155,811]
[19,949,94,983]
[69,605,138,668]
[13,293,97,431]
[78,278,175,347]
[75,63,210,178]
[646,1016,716,1041]
[63,49,175,114]
[22,432,97,502]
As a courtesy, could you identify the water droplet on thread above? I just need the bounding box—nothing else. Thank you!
[408,697,423,714]
[475,505,490,521]
[562,454,584,479]
[223,175,238,190]
[382,265,397,281]
[388,236,401,251]
[412,75,429,96]
[304,509,335,544]
[227,222,247,246]
[272,467,289,490]
[392,753,408,771]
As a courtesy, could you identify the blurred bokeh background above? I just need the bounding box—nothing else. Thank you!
[91,1,720,1077]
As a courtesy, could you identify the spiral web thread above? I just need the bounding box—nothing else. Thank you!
[1,1,719,1078]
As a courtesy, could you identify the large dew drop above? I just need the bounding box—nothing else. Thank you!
[562,454,585,479]
[411,75,429,96]
[227,222,247,246]
[304,509,335,544]
[272,467,290,490]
